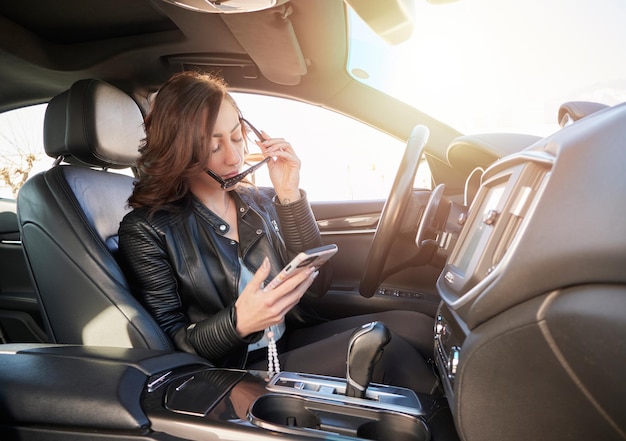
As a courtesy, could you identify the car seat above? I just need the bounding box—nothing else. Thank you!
[16,79,172,351]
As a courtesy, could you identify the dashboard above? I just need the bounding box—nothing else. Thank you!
[432,102,626,440]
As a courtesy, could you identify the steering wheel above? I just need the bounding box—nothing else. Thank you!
[359,125,430,298]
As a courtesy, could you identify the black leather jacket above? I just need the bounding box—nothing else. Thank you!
[117,187,331,368]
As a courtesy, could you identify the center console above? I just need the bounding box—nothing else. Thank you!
[147,366,429,441]
[0,344,446,441]
[434,153,552,401]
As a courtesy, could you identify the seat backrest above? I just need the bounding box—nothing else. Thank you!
[16,79,172,351]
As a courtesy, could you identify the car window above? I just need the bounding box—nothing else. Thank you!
[231,93,431,202]
[0,104,50,199]
[0,103,140,200]
[0,97,432,202]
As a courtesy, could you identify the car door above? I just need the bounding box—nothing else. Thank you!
[232,93,442,321]
[0,197,47,343]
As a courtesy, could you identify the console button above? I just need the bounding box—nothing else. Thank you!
[447,346,461,379]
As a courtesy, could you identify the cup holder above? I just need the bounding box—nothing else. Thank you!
[357,412,428,441]
[249,394,429,440]
[250,395,321,429]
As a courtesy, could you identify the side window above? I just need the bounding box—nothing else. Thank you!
[231,93,431,201]
[0,97,433,202]
[0,104,49,199]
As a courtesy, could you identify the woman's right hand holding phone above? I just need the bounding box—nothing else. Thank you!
[233,256,317,338]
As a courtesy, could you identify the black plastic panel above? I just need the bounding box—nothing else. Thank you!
[0,345,208,430]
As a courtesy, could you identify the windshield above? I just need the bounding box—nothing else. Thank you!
[347,0,626,137]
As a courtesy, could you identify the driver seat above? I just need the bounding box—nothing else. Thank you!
[16,79,172,351]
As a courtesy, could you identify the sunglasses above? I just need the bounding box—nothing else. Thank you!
[205,118,271,190]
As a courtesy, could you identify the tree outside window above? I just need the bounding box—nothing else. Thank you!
[0,104,49,199]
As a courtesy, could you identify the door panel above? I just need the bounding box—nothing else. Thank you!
[0,198,47,343]
[309,198,442,321]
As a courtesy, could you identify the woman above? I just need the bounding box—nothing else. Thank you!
[118,71,438,394]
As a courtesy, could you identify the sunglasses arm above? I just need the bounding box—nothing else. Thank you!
[205,156,271,190]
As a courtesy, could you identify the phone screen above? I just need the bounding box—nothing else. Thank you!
[265,244,337,290]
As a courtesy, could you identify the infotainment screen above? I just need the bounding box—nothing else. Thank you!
[440,171,514,297]
[452,182,506,274]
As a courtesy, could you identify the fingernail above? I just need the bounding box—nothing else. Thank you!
[263,256,270,269]
[312,270,319,279]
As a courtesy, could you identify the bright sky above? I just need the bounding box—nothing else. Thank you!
[348,0,626,136]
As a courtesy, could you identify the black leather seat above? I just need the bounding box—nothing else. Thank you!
[16,79,172,351]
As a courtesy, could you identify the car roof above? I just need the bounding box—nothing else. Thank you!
[0,0,350,112]
[0,0,467,187]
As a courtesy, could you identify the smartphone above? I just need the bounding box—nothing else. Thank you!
[265,244,338,290]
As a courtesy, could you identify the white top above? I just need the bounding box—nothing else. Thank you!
[238,258,285,352]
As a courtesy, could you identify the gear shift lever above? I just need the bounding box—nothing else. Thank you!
[345,321,391,398]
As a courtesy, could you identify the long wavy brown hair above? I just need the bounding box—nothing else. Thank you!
[128,71,243,212]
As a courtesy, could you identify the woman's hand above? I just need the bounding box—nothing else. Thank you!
[257,132,301,204]
[234,257,317,338]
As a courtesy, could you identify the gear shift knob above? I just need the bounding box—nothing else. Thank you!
[345,321,391,398]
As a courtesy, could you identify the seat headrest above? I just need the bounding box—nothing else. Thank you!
[43,79,144,169]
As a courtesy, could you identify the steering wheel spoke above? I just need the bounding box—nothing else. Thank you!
[415,183,446,248]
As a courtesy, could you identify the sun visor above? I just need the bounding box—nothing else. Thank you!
[220,4,307,85]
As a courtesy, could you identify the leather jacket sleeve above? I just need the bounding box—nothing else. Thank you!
[273,191,322,251]
[273,191,332,297]
[117,210,188,338]
[182,305,263,362]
